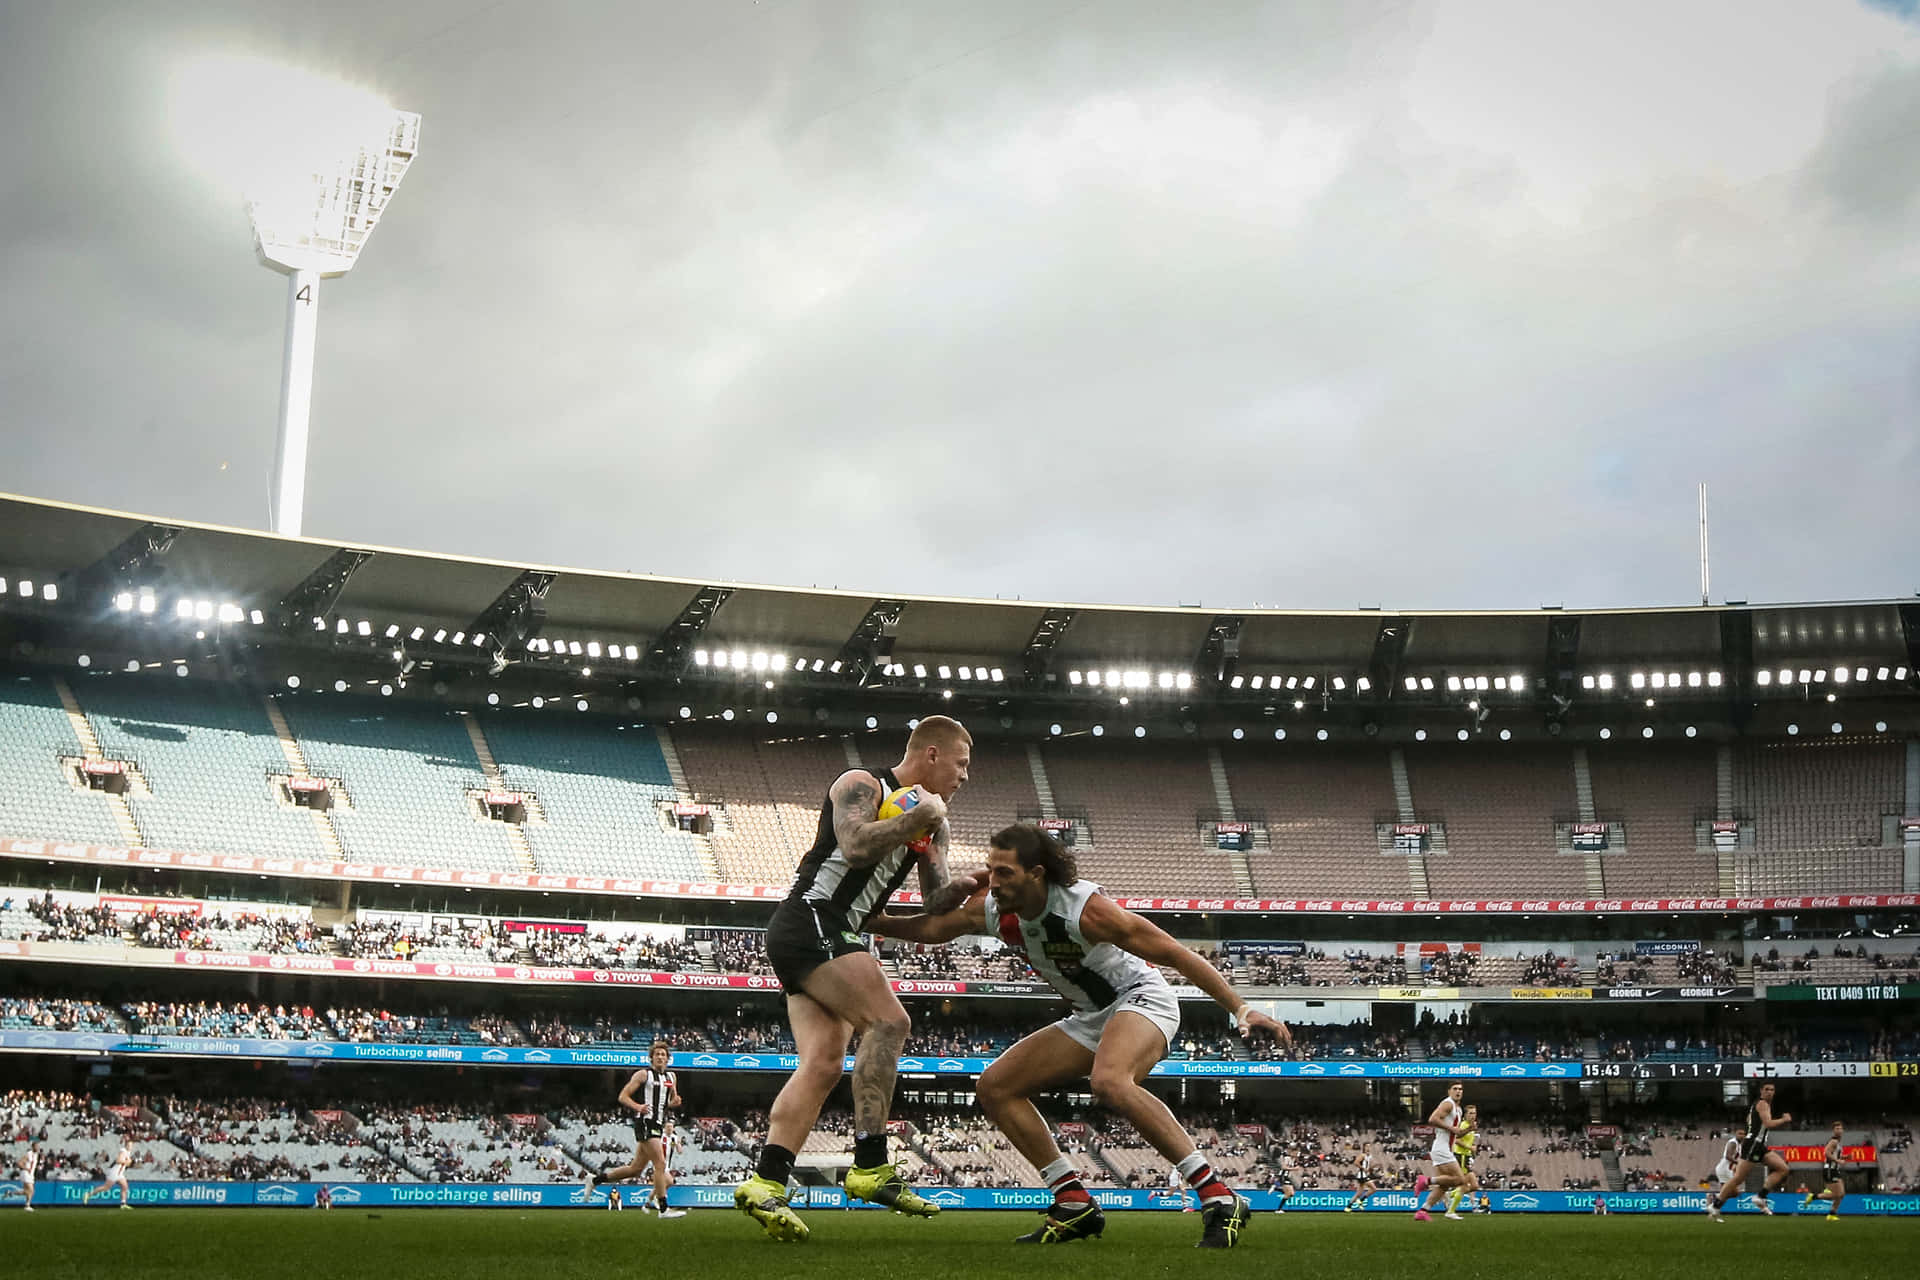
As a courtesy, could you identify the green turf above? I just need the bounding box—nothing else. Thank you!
[9,1208,1915,1280]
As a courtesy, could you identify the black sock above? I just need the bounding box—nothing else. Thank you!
[853,1132,888,1169]
[755,1144,796,1186]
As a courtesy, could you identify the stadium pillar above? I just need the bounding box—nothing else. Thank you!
[270,268,320,538]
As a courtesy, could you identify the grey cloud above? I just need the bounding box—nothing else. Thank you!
[2,0,1917,615]
[1799,59,1920,221]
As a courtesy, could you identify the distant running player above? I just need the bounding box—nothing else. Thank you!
[1712,1134,1741,1189]
[1413,1084,1470,1221]
[1270,1159,1296,1214]
[1800,1121,1845,1220]
[83,1136,132,1208]
[585,1043,687,1217]
[1343,1146,1382,1213]
[1705,1082,1792,1220]
[735,717,983,1242]
[15,1141,37,1211]
[1445,1104,1481,1219]
[872,823,1289,1248]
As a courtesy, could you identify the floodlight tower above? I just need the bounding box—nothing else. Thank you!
[251,110,420,537]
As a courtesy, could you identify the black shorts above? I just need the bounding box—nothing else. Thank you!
[633,1118,667,1144]
[766,899,870,993]
[1822,1163,1841,1184]
[1738,1138,1770,1164]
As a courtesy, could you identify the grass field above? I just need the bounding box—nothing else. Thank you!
[11,1208,1917,1280]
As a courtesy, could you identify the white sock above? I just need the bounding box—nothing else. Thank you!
[1039,1156,1076,1185]
[1174,1151,1208,1180]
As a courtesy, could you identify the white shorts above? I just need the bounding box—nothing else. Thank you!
[1052,982,1181,1054]
[1430,1141,1460,1170]
[1713,1161,1734,1184]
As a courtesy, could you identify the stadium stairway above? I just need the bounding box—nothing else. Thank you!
[461,717,537,873]
[1571,748,1607,896]
[651,726,719,872]
[52,675,143,848]
[1025,745,1058,818]
[1389,748,1432,899]
[1088,1142,1124,1187]
[260,696,346,862]
[1207,746,1256,896]
[1599,1148,1626,1193]
[1715,746,1738,895]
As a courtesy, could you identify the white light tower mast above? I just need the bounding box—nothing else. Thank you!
[251,110,419,537]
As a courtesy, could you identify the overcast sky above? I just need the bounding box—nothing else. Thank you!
[2,0,1917,612]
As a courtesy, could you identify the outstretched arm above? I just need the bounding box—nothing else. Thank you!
[1077,893,1291,1047]
[830,771,945,868]
[871,890,991,946]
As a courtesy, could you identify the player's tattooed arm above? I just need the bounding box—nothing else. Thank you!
[915,821,988,914]
[831,771,943,867]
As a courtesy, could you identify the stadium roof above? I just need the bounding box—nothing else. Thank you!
[0,492,1914,727]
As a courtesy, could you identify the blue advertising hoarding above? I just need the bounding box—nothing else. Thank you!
[4,1181,1916,1215]
[0,1029,1582,1077]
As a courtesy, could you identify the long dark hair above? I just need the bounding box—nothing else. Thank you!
[991,823,1078,886]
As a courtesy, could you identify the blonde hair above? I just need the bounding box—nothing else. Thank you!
[905,714,971,754]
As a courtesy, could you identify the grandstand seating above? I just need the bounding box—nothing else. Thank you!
[482,715,714,881]
[377,1115,577,1183]
[80,683,330,861]
[1224,746,1406,897]
[1,995,124,1031]
[1734,739,1905,851]
[920,1115,1041,1187]
[1043,741,1239,895]
[278,698,520,871]
[1,673,1915,902]
[123,1000,329,1040]
[1585,742,1718,895]
[942,737,1040,869]
[1731,739,1906,893]
[0,674,125,845]
[674,727,849,886]
[154,1098,413,1182]
[1404,745,1584,897]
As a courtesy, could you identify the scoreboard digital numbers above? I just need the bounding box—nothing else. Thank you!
[1594,1060,1920,1079]
[1586,1061,1745,1079]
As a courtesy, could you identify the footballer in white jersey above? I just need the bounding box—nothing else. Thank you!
[873,823,1289,1249]
[84,1137,133,1208]
[1713,1136,1741,1186]
[14,1142,37,1211]
[1413,1084,1470,1220]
